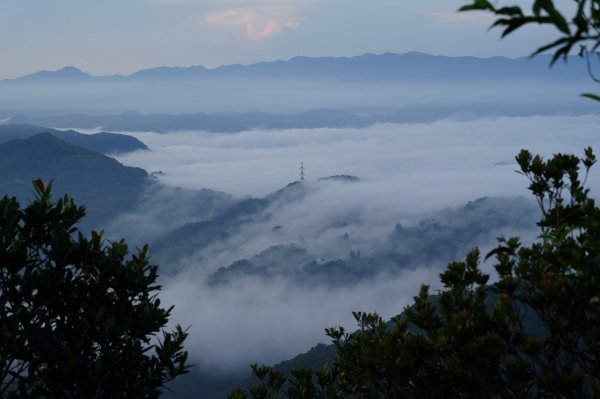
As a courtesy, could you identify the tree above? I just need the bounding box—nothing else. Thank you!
[230,148,600,398]
[460,0,600,101]
[0,180,189,398]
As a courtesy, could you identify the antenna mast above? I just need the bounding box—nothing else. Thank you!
[300,161,305,181]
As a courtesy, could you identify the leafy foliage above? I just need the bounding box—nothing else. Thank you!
[230,148,600,398]
[459,0,600,100]
[0,180,189,398]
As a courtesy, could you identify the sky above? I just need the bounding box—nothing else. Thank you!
[0,0,558,78]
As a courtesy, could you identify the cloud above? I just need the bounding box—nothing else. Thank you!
[144,0,198,3]
[425,11,493,25]
[111,114,600,373]
[103,184,232,247]
[162,267,444,372]
[115,115,600,199]
[203,8,300,40]
[158,198,539,372]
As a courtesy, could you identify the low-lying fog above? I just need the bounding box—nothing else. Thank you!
[105,114,600,374]
[115,114,600,199]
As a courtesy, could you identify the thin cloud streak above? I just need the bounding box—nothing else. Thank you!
[203,8,299,40]
[425,11,493,25]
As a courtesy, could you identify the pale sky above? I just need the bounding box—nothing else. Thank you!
[0,0,557,78]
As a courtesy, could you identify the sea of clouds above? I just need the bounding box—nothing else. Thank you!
[109,114,600,373]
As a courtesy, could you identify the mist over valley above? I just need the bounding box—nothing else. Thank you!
[106,115,600,378]
[2,109,599,396]
[2,4,600,393]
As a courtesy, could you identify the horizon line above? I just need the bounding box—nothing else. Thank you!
[0,51,547,81]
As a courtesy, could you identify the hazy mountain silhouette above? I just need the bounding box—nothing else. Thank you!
[13,101,593,134]
[0,52,593,116]
[202,196,538,286]
[14,66,93,83]
[0,124,147,154]
[149,174,538,284]
[0,134,151,229]
[2,53,587,83]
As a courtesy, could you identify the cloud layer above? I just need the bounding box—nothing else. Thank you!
[115,114,600,200]
[108,115,600,373]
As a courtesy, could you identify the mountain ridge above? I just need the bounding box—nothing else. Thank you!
[0,124,147,154]
[0,51,591,116]
[0,133,151,230]
[2,52,585,83]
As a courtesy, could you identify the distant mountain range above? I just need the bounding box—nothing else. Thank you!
[2,52,588,83]
[0,52,594,117]
[8,101,595,134]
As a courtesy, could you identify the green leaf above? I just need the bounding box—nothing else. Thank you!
[581,92,600,102]
[458,0,495,12]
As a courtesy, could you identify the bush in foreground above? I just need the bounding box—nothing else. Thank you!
[0,180,189,398]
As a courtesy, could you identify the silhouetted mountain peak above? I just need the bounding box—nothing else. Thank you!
[0,124,148,155]
[17,66,92,82]
[318,175,360,182]
[5,133,96,160]
[24,131,58,142]
[0,132,151,229]
[57,66,86,75]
